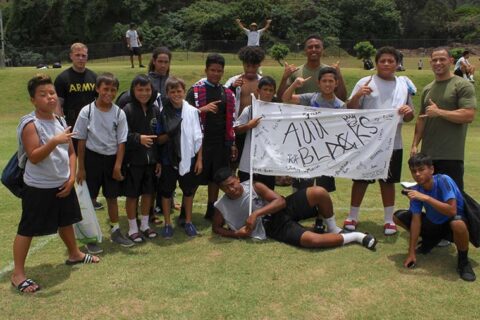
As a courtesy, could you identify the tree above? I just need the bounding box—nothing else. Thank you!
[269,43,289,65]
[354,41,376,60]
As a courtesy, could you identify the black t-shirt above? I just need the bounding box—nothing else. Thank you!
[54,67,97,127]
[186,83,227,145]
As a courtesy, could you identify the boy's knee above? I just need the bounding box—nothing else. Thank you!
[308,186,329,200]
[450,218,468,233]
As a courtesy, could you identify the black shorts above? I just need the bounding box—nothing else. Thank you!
[201,143,230,184]
[353,149,402,184]
[18,185,82,236]
[394,210,466,248]
[85,148,122,199]
[432,160,464,191]
[238,171,275,190]
[129,47,141,56]
[234,133,247,166]
[263,189,318,247]
[123,164,156,198]
[292,176,336,192]
[454,69,464,77]
[159,164,199,198]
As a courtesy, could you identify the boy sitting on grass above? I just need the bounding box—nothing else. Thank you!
[12,74,99,294]
[74,73,129,251]
[394,153,476,282]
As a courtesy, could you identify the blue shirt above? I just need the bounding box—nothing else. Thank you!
[409,174,464,224]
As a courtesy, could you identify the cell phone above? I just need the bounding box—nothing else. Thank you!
[401,189,410,196]
[407,261,416,269]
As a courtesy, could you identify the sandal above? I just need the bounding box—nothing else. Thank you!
[142,228,158,239]
[12,278,41,293]
[65,253,100,265]
[127,232,145,243]
[149,215,163,225]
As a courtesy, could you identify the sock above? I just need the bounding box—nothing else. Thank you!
[325,216,342,234]
[384,206,395,224]
[128,218,138,236]
[347,206,360,221]
[341,232,365,245]
[140,215,150,231]
[110,222,120,233]
[458,250,469,266]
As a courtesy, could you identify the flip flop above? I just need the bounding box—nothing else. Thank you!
[142,228,158,239]
[12,278,41,293]
[65,253,99,265]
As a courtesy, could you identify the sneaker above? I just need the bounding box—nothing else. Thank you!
[93,200,104,210]
[184,222,198,237]
[437,239,451,247]
[154,206,162,214]
[139,64,146,68]
[111,229,134,248]
[458,262,476,282]
[162,224,174,239]
[362,234,377,251]
[384,223,397,236]
[85,243,103,254]
[343,219,357,232]
[313,218,326,234]
[416,241,434,255]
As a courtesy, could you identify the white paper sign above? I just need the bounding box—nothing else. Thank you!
[250,97,401,180]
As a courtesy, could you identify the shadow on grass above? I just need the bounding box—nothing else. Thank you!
[388,248,479,282]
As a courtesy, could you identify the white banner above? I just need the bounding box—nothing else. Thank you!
[250,97,401,180]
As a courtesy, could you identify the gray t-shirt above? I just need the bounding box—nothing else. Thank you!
[214,181,267,240]
[298,92,345,109]
[73,102,128,155]
[20,114,70,188]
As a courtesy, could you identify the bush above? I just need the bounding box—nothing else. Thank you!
[353,41,376,60]
[268,43,289,66]
[450,47,465,60]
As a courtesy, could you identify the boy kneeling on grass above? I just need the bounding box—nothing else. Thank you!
[12,74,99,294]
[212,167,377,250]
[394,153,476,282]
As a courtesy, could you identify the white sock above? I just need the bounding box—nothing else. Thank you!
[347,206,360,221]
[140,215,150,232]
[384,206,394,224]
[341,232,365,245]
[325,216,342,234]
[128,218,139,236]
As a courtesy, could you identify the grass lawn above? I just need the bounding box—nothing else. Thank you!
[0,54,479,319]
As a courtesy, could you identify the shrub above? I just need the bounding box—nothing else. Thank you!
[353,41,376,60]
[268,43,289,66]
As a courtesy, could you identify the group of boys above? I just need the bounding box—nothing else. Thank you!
[11,36,478,295]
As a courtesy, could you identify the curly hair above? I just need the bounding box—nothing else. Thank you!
[238,46,265,65]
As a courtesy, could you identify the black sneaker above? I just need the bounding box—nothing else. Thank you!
[313,218,326,234]
[415,241,434,255]
[362,234,377,251]
[93,200,104,210]
[458,262,476,282]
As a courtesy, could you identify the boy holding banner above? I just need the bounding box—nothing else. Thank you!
[345,46,415,236]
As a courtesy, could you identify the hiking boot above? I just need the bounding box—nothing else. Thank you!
[184,222,198,237]
[111,229,134,248]
[85,243,103,254]
[362,234,377,251]
[162,224,174,239]
[93,200,104,210]
[458,262,476,282]
[313,218,326,234]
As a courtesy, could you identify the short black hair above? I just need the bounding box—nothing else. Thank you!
[129,74,155,106]
[318,67,337,80]
[408,153,433,169]
[130,23,136,28]
[463,50,470,56]
[27,74,53,98]
[304,34,323,47]
[258,76,276,90]
[206,53,225,68]
[213,167,233,185]
[96,72,120,89]
[375,46,400,64]
[238,46,265,65]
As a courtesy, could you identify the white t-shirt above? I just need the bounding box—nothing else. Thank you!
[455,56,470,71]
[349,75,413,150]
[73,102,128,155]
[243,28,265,46]
[126,29,141,48]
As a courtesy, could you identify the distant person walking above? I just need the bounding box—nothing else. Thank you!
[235,19,271,47]
[126,23,145,68]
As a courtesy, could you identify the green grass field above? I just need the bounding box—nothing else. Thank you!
[0,54,479,319]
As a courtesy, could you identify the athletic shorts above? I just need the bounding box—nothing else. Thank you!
[432,160,464,191]
[85,148,122,199]
[201,143,230,184]
[129,47,141,56]
[123,164,156,198]
[292,176,336,192]
[18,185,82,236]
[394,210,466,249]
[159,164,199,198]
[238,171,275,190]
[263,189,318,247]
[353,149,402,184]
[454,69,464,78]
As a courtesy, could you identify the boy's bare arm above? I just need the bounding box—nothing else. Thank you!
[57,140,77,198]
[76,139,87,184]
[113,143,125,181]
[212,209,251,238]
